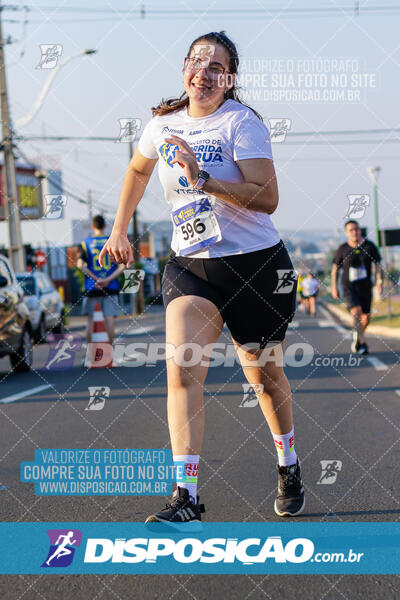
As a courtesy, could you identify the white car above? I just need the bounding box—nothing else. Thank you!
[16,272,65,343]
[0,256,33,372]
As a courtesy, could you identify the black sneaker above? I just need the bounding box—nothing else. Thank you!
[274,459,305,517]
[358,342,369,355]
[145,486,205,531]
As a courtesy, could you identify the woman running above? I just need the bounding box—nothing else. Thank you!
[99,31,305,525]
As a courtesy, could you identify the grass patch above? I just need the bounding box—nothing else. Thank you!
[326,296,400,328]
[369,299,400,328]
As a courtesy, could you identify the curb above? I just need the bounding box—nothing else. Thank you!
[325,302,400,339]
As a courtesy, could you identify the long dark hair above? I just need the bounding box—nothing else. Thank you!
[152,31,262,120]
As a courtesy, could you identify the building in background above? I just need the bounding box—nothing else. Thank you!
[0,159,43,220]
[0,160,64,222]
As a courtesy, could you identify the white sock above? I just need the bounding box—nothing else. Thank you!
[173,454,199,503]
[272,427,297,467]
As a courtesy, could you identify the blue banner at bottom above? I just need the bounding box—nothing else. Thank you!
[0,522,399,574]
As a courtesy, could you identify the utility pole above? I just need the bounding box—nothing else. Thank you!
[0,4,25,271]
[87,189,93,221]
[128,121,144,314]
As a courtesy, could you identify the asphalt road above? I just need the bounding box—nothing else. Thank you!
[0,303,399,599]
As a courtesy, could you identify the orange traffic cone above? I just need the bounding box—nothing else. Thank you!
[85,302,113,368]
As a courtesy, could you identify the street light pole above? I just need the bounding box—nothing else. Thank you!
[2,40,96,272]
[368,166,381,248]
[0,4,24,271]
[15,49,97,130]
[367,166,391,319]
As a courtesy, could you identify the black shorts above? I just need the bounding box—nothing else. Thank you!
[343,284,372,314]
[162,240,297,347]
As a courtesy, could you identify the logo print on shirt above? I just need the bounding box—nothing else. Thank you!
[191,143,223,164]
[159,142,180,167]
[159,141,223,168]
[178,176,189,187]
[161,126,184,135]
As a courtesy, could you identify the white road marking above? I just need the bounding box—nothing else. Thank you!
[396,390,400,398]
[365,356,388,371]
[0,384,51,404]
[318,320,335,327]
[319,305,350,338]
[289,321,299,328]
[122,325,158,335]
[118,352,144,361]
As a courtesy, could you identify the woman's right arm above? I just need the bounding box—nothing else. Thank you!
[99,149,158,267]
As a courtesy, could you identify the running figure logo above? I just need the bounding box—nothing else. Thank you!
[191,43,216,68]
[268,118,292,143]
[86,386,110,411]
[44,194,66,219]
[117,118,142,143]
[273,269,298,294]
[317,460,343,484]
[36,44,63,69]
[42,529,82,567]
[344,195,370,220]
[240,384,264,407]
[44,334,82,371]
[121,269,145,293]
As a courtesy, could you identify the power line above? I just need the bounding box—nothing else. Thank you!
[14,135,119,142]
[12,4,400,14]
[3,4,400,22]
[15,128,400,140]
[14,13,400,23]
[13,128,400,146]
[6,5,29,66]
[22,137,119,190]
[277,128,400,137]
[282,139,400,145]
[14,143,112,213]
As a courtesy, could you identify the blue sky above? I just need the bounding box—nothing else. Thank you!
[1,0,399,246]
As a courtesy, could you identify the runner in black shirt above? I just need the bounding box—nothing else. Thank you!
[331,220,383,354]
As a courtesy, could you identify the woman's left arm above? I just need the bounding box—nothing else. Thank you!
[165,134,279,215]
[203,157,279,214]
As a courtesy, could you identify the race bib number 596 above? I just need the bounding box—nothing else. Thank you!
[172,197,222,256]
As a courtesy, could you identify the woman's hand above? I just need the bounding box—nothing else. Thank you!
[98,232,133,268]
[164,135,199,185]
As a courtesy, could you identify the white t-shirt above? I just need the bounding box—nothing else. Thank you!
[301,278,319,296]
[138,98,280,258]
